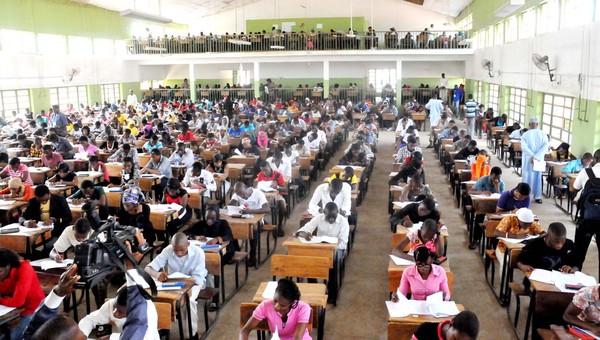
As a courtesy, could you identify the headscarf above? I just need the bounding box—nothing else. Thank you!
[122,187,145,205]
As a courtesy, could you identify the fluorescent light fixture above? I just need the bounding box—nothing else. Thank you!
[144,46,168,52]
[346,33,357,38]
[120,9,173,24]
[494,0,525,17]
[228,39,252,46]
[270,45,285,49]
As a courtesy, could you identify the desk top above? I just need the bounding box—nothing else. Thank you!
[388,304,464,323]
[0,307,24,325]
[282,236,338,250]
[0,200,28,211]
[220,212,265,225]
[253,281,327,306]
[388,257,451,273]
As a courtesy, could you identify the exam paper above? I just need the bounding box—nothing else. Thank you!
[262,281,278,299]
[0,305,16,318]
[257,181,277,192]
[30,258,73,271]
[533,159,547,172]
[389,255,415,266]
[471,193,501,199]
[168,272,191,279]
[297,236,338,244]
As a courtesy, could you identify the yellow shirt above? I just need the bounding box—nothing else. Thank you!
[40,200,50,222]
[129,126,139,136]
[495,215,543,252]
[329,173,358,185]
[117,114,127,125]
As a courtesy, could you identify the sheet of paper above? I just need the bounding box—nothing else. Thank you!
[257,181,277,192]
[169,203,183,211]
[426,291,444,304]
[528,269,554,284]
[471,193,501,199]
[498,237,526,245]
[297,236,338,244]
[234,148,243,156]
[389,255,415,266]
[189,238,214,247]
[427,301,460,318]
[227,205,242,215]
[552,270,597,292]
[533,159,547,172]
[30,258,73,270]
[168,272,191,279]
[393,201,415,209]
[0,305,16,318]
[262,281,278,299]
[0,200,16,205]
[385,300,411,318]
[36,222,53,229]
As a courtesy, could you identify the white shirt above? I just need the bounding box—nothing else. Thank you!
[282,149,300,165]
[574,164,600,191]
[231,188,268,211]
[126,94,138,107]
[303,136,320,150]
[266,157,292,177]
[182,168,217,196]
[396,119,415,132]
[308,183,352,217]
[147,244,208,288]
[297,214,349,250]
[439,77,448,88]
[169,148,195,168]
[50,226,105,259]
[78,298,127,337]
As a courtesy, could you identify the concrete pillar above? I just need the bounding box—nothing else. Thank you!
[395,59,403,96]
[253,61,260,99]
[189,63,197,102]
[323,60,330,98]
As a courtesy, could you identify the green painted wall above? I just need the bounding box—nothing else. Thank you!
[246,17,366,33]
[0,0,187,39]
[401,78,465,89]
[120,82,141,102]
[87,85,102,106]
[30,88,51,114]
[457,0,542,32]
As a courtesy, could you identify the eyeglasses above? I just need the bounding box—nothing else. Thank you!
[416,263,431,268]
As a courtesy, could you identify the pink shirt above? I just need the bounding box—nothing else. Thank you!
[399,264,451,301]
[0,164,33,185]
[252,300,312,340]
[78,143,99,156]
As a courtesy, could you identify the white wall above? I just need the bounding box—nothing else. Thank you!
[466,22,600,101]
[189,0,453,34]
[402,61,465,78]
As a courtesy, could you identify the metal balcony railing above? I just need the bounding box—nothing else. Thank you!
[126,30,471,55]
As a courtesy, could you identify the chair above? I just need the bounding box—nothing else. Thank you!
[105,163,123,181]
[198,253,221,336]
[155,302,172,340]
[270,254,330,283]
[257,224,278,267]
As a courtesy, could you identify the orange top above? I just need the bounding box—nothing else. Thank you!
[0,184,34,202]
[471,155,490,181]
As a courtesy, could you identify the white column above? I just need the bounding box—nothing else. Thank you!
[253,61,260,99]
[189,63,196,102]
[323,60,330,97]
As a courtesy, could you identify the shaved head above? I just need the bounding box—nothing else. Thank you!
[171,232,189,246]
[32,315,86,340]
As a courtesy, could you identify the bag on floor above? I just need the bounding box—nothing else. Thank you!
[578,168,600,222]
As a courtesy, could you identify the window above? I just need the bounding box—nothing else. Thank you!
[49,86,88,110]
[486,26,494,47]
[505,16,518,43]
[542,94,574,144]
[101,84,120,104]
[509,88,527,125]
[368,69,396,92]
[561,0,594,28]
[519,8,536,39]
[476,81,483,103]
[538,0,559,34]
[68,36,92,55]
[495,22,504,45]
[0,90,30,119]
[477,29,486,48]
[488,84,500,112]
[236,70,251,86]
[38,34,67,54]
[457,14,473,31]
[0,29,36,54]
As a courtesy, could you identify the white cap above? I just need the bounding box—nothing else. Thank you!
[529,117,539,124]
[516,208,534,223]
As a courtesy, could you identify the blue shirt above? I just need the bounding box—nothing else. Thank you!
[452,88,463,102]
[473,175,505,193]
[228,127,243,137]
[496,189,530,211]
[562,159,585,174]
[148,244,208,288]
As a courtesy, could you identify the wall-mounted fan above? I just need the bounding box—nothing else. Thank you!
[62,67,81,83]
[481,59,494,77]
[532,53,556,82]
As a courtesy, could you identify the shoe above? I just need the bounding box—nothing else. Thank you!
[247,257,256,267]
[426,145,433,149]
[468,242,478,250]
[277,228,285,237]
[535,199,543,204]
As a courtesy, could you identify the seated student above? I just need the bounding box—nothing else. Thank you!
[496,182,531,213]
[68,180,109,220]
[517,222,577,275]
[0,248,45,340]
[240,278,312,340]
[162,178,192,236]
[228,121,244,137]
[238,137,261,156]
[29,137,44,158]
[118,187,155,245]
[347,133,375,160]
[100,135,119,153]
[140,149,172,201]
[108,156,139,189]
[438,124,459,140]
[412,310,480,340]
[563,284,600,337]
[41,145,64,170]
[0,157,34,185]
[546,142,576,162]
[48,134,73,159]
[186,204,239,264]
[146,232,207,338]
[390,196,440,231]
[293,138,312,157]
[454,140,479,160]
[0,177,34,201]
[400,173,432,202]
[255,160,288,236]
[77,136,99,157]
[339,143,369,167]
[200,132,219,150]
[469,151,490,180]
[88,155,109,185]
[46,162,78,187]
[267,150,292,177]
[389,158,423,185]
[309,178,352,219]
[302,132,321,151]
[119,128,137,146]
[282,142,300,166]
[329,166,359,191]
[229,182,270,267]
[391,219,444,260]
[391,246,450,301]
[177,123,195,142]
[451,132,470,151]
[20,185,72,238]
[182,161,217,198]
[494,208,545,254]
[26,253,158,340]
[142,134,163,153]
[394,135,421,164]
[562,152,593,174]
[170,142,195,168]
[107,143,139,166]
[469,166,504,196]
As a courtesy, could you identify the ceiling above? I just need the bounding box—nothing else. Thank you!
[72,0,473,25]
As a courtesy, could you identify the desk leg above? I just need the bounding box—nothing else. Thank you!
[327,252,339,306]
[185,294,194,340]
[176,300,185,340]
[71,291,79,321]
[499,248,510,305]
[524,289,536,340]
[318,306,325,340]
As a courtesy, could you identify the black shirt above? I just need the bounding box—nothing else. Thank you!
[389,165,418,185]
[518,236,576,270]
[454,147,480,160]
[186,219,239,256]
[390,202,440,226]
[412,320,449,340]
[118,203,155,244]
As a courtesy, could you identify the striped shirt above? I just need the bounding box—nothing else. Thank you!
[465,99,478,118]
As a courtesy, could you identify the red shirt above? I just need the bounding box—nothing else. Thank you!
[257,170,286,195]
[178,131,195,141]
[0,261,45,315]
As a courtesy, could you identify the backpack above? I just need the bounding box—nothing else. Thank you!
[578,168,600,221]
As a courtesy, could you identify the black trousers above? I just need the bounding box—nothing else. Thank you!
[574,220,600,272]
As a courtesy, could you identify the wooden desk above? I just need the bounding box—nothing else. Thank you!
[18,157,41,166]
[47,184,75,196]
[221,212,265,254]
[388,257,452,294]
[0,201,28,225]
[29,167,53,185]
[228,155,258,168]
[524,277,575,340]
[148,204,178,233]
[328,165,365,179]
[75,171,104,185]
[387,304,464,340]
[497,241,524,306]
[225,163,246,183]
[0,307,24,339]
[7,147,29,158]
[151,278,196,340]
[171,164,187,178]
[253,281,327,340]
[0,224,52,258]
